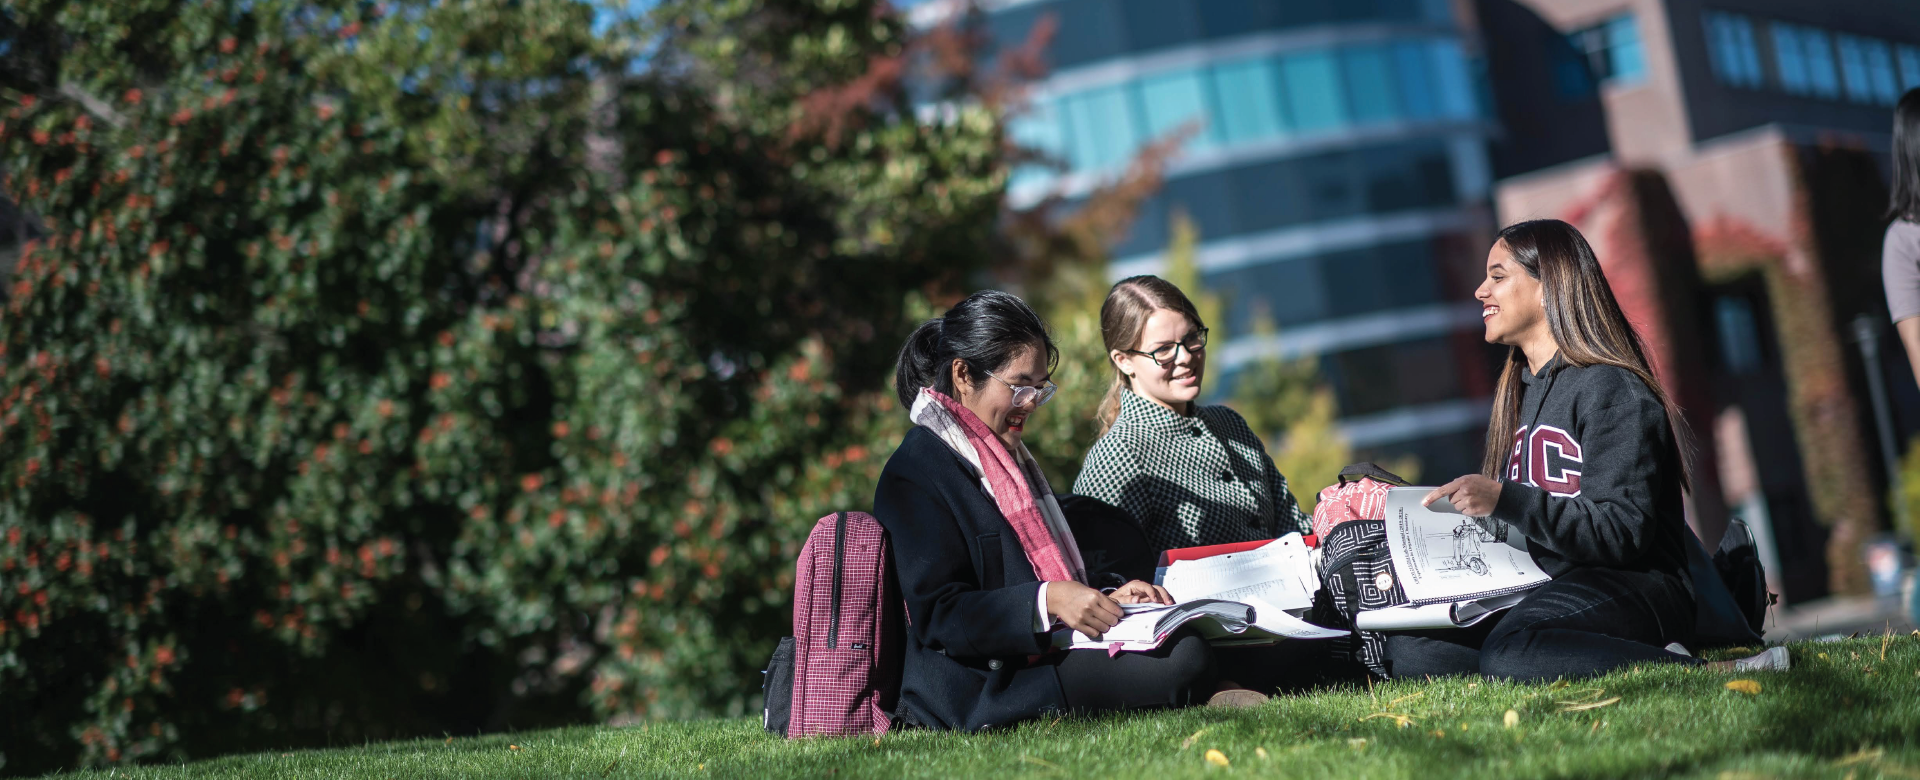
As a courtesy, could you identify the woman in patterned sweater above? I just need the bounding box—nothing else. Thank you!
[1073,275,1312,553]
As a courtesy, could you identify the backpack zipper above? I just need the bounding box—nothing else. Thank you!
[828,510,846,649]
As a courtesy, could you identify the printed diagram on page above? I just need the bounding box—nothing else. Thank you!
[1432,520,1494,577]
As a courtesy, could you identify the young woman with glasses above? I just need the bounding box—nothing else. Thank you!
[875,290,1232,731]
[1072,276,1312,554]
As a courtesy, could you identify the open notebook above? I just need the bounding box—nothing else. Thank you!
[1052,597,1345,655]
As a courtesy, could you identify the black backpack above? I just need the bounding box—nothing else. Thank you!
[1306,463,1414,679]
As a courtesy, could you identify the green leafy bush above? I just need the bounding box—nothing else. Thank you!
[0,0,1004,772]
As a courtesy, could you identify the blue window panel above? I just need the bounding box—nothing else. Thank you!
[1281,50,1349,133]
[1139,69,1217,150]
[1705,12,1764,89]
[1901,46,1920,91]
[1862,39,1901,105]
[1212,57,1287,144]
[1772,23,1811,95]
[1838,35,1877,104]
[1395,42,1441,118]
[1341,46,1401,125]
[1730,16,1763,88]
[1799,27,1841,99]
[1062,85,1140,172]
[1605,15,1646,84]
[1428,41,1478,119]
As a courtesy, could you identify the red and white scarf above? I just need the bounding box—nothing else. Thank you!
[909,387,1086,585]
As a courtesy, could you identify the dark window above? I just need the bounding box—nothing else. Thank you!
[1715,296,1764,375]
[1202,239,1448,336]
[1102,140,1459,258]
[1119,0,1202,55]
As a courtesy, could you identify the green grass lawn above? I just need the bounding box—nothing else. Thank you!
[57,636,1920,779]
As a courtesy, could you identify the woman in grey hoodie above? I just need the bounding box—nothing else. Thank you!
[1392,219,1788,681]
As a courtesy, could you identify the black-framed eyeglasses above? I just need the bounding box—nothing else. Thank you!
[1122,328,1208,368]
[982,370,1059,407]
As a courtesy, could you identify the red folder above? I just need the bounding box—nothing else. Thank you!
[1156,534,1317,567]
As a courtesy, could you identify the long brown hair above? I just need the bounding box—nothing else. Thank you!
[1480,219,1694,490]
[1096,275,1206,435]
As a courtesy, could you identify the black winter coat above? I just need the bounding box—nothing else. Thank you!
[872,426,1130,731]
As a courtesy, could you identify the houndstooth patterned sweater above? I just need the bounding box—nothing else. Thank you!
[1073,390,1312,552]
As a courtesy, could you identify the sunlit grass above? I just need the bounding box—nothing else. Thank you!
[65,636,1920,779]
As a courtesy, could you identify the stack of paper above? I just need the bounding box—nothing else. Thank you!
[1157,534,1318,612]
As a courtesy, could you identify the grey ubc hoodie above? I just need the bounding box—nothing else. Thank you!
[1486,354,1692,588]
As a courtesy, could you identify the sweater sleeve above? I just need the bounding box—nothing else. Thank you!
[873,466,1050,660]
[1885,222,1920,324]
[1489,393,1672,567]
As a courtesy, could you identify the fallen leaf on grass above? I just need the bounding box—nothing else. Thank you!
[871,737,881,747]
[1834,746,1884,767]
[508,745,521,751]
[1722,647,1755,656]
[1549,679,1570,690]
[1361,712,1418,728]
[1348,738,1368,750]
[1724,680,1762,695]
[1503,710,1519,728]
[1431,729,1446,738]
[1205,749,1230,767]
[1558,697,1621,713]
[1181,728,1209,750]
[443,738,452,746]
[1256,747,1270,760]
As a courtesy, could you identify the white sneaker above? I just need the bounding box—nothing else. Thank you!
[1663,642,1692,657]
[1730,646,1790,672]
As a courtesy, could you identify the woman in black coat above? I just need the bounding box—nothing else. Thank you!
[875,291,1219,731]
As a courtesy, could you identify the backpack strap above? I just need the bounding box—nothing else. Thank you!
[1337,462,1410,487]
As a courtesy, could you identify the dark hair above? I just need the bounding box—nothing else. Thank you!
[894,290,1059,409]
[1096,275,1206,435]
[1893,87,1920,222]
[1482,219,1694,491]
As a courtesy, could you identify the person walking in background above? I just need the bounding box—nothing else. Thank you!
[1882,88,1920,389]
[1073,276,1312,553]
[874,290,1227,731]
[1391,219,1789,681]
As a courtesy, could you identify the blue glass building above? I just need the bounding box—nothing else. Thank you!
[961,0,1502,477]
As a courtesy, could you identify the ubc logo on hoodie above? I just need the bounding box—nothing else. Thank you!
[1505,425,1583,497]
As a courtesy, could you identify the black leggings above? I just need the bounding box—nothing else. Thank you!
[1385,567,1702,682]
[1051,628,1217,712]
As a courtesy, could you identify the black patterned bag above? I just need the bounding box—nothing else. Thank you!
[1309,518,1409,678]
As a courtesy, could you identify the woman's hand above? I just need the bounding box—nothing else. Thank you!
[1424,474,1503,517]
[1109,580,1174,605]
[1046,581,1123,639]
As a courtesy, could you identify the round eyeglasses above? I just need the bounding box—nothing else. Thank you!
[1122,328,1208,368]
[981,370,1058,407]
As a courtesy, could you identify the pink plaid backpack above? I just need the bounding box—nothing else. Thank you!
[1309,463,1410,537]
[761,511,903,738]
